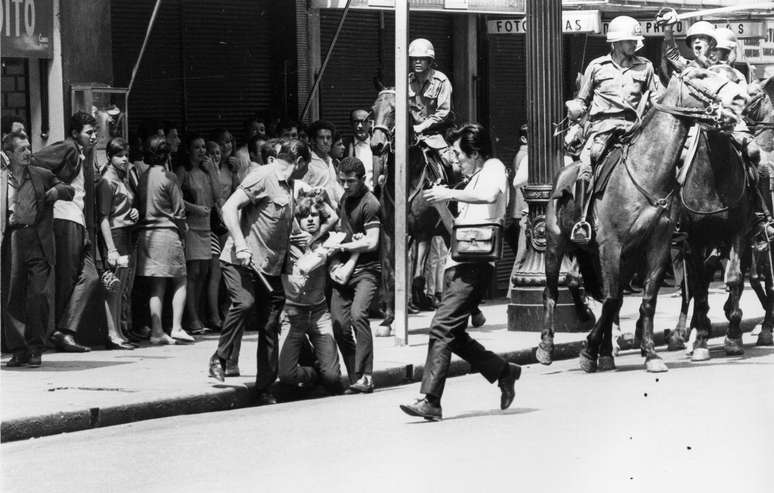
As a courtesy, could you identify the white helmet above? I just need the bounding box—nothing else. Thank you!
[686,21,717,46]
[409,38,435,59]
[606,16,644,43]
[713,27,738,51]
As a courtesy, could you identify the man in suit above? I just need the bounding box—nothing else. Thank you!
[2,132,74,367]
[32,112,101,352]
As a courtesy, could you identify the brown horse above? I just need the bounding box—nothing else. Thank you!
[370,88,460,331]
[538,67,747,373]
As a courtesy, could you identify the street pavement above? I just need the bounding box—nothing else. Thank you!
[1,333,772,493]
[0,283,766,442]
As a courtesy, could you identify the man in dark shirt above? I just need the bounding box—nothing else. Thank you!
[2,132,74,367]
[209,139,310,405]
[330,157,381,394]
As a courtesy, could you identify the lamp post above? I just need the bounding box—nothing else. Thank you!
[507,0,587,333]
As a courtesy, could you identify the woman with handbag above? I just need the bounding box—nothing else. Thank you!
[177,134,218,337]
[400,123,522,421]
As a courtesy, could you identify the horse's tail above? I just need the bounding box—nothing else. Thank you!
[576,250,604,302]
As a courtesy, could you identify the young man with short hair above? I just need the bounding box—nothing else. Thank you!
[304,120,343,206]
[330,157,381,393]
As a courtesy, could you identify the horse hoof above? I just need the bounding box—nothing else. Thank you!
[536,343,553,366]
[756,328,774,346]
[645,358,668,373]
[723,336,744,356]
[666,334,686,352]
[691,347,711,362]
[375,325,393,337]
[579,352,597,373]
[597,355,616,371]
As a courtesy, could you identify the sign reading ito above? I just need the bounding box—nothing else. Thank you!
[488,10,602,35]
[1,0,53,58]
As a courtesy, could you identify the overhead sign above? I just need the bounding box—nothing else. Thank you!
[488,10,602,34]
[0,0,53,58]
[703,21,767,39]
[601,20,687,38]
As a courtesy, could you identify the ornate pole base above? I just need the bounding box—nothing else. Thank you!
[507,187,591,333]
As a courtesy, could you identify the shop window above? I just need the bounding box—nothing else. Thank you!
[1,58,30,126]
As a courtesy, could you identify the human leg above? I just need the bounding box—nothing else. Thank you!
[330,283,356,382]
[148,278,174,345]
[254,274,285,392]
[169,275,192,342]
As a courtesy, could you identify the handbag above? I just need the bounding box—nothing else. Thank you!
[451,222,503,262]
[210,207,228,236]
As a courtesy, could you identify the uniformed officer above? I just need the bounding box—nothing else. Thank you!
[566,16,663,243]
[658,8,715,74]
[408,38,455,181]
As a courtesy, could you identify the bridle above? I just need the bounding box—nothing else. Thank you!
[371,89,396,155]
[744,91,774,134]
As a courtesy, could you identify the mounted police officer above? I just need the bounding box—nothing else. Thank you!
[566,16,663,243]
[408,38,456,183]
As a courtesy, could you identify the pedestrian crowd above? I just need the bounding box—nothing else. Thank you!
[1,109,527,404]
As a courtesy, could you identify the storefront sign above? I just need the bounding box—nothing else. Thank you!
[601,20,686,38]
[704,21,766,40]
[1,0,53,58]
[488,10,601,34]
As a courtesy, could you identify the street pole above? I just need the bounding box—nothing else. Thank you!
[394,1,409,346]
[508,0,586,333]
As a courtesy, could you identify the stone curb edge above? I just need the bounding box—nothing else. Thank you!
[1,317,762,443]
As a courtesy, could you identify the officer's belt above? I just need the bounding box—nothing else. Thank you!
[589,112,637,123]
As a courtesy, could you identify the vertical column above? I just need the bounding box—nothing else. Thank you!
[507,0,585,333]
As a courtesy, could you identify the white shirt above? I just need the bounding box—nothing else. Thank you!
[447,158,508,269]
[353,138,374,191]
[53,163,85,227]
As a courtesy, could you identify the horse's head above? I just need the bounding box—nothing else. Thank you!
[667,67,750,128]
[371,88,395,156]
[747,75,774,151]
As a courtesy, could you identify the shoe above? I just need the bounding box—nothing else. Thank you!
[107,339,135,350]
[498,363,522,410]
[344,377,374,394]
[205,319,223,332]
[224,360,240,377]
[51,331,91,353]
[407,302,420,314]
[399,397,442,421]
[5,352,30,367]
[208,354,225,382]
[170,328,195,343]
[27,352,42,368]
[256,391,278,405]
[149,333,176,345]
[126,325,152,342]
[470,310,486,328]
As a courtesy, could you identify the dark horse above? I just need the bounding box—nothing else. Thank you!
[666,74,774,355]
[369,88,460,333]
[538,67,747,373]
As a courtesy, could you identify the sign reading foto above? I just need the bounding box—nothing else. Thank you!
[0,0,53,58]
[488,10,601,35]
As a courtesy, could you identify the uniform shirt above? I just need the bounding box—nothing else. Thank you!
[220,163,294,276]
[96,168,135,229]
[53,154,86,226]
[303,151,343,205]
[409,68,453,133]
[447,158,508,269]
[339,189,381,275]
[7,167,37,226]
[572,54,663,120]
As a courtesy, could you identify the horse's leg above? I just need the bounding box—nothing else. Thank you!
[567,263,596,328]
[410,238,434,311]
[639,226,672,373]
[538,228,564,366]
[722,237,745,356]
[757,248,774,346]
[668,270,691,351]
[580,241,622,373]
[689,242,713,362]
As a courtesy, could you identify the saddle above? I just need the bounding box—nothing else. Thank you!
[552,144,624,201]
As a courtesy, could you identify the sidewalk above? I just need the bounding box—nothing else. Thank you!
[0,283,763,442]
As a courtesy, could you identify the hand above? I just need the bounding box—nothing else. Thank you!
[377,174,386,187]
[352,233,365,241]
[201,155,214,173]
[44,187,58,203]
[423,185,452,204]
[655,7,678,26]
[228,156,240,168]
[290,231,312,249]
[578,162,593,181]
[412,123,427,135]
[236,249,252,267]
[128,208,139,222]
[107,249,120,268]
[196,204,211,216]
[565,100,585,121]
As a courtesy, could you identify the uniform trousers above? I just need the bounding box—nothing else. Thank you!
[54,219,100,337]
[217,263,285,391]
[420,263,506,399]
[331,270,379,382]
[3,228,50,354]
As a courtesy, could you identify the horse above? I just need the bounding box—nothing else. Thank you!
[369,87,461,332]
[665,74,774,357]
[537,67,748,373]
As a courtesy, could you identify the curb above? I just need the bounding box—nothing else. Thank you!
[1,316,763,443]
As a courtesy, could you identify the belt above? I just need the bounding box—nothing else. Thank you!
[589,112,636,123]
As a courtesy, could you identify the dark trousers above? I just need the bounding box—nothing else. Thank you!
[54,219,100,337]
[3,228,51,354]
[420,263,506,400]
[279,303,342,391]
[331,270,379,382]
[217,262,284,391]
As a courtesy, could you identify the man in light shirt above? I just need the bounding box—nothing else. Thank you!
[347,109,375,191]
[303,120,343,206]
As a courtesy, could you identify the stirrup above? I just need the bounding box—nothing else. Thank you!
[571,221,592,245]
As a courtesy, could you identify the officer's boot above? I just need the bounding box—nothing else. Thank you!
[571,167,592,245]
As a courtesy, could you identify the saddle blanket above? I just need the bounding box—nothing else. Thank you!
[551,146,623,200]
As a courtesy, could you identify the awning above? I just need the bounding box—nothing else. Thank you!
[0,0,53,58]
[311,0,527,14]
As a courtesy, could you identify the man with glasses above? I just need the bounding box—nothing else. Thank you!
[347,109,375,191]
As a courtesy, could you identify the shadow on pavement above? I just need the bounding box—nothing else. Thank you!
[0,360,132,372]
